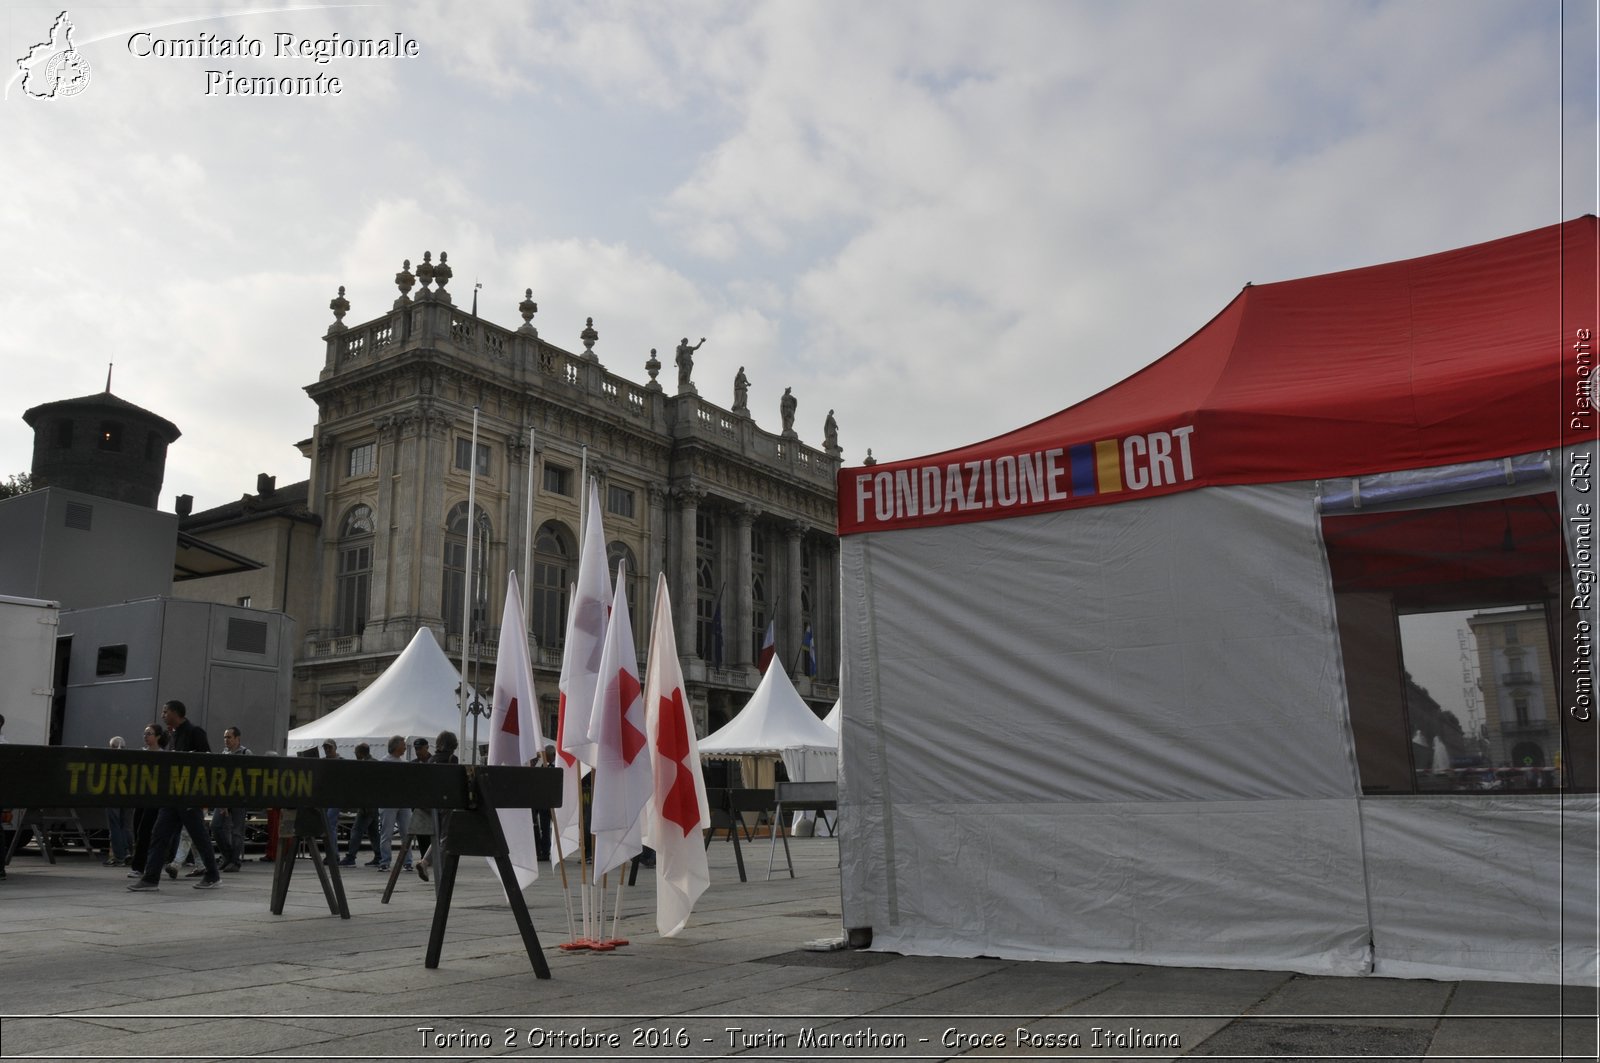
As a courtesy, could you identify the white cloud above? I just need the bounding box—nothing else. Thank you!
[0,0,1592,505]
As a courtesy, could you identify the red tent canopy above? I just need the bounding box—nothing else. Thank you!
[840,217,1597,535]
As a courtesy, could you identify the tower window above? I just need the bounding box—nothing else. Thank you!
[98,421,123,452]
[607,485,636,519]
[335,504,374,638]
[443,502,492,637]
[532,521,573,649]
[543,464,572,496]
[55,420,74,448]
[347,442,376,477]
[454,438,491,476]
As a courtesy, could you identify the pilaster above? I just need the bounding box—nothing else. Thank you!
[785,521,804,674]
[674,482,704,654]
[732,505,756,668]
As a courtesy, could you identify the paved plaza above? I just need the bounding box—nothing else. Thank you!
[0,835,1595,1061]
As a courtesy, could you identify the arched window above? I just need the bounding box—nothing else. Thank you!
[335,504,374,637]
[442,502,491,639]
[532,521,575,650]
[607,541,640,645]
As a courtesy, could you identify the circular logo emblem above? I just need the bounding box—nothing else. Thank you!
[42,49,92,97]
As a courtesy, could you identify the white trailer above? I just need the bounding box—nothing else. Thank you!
[0,594,60,746]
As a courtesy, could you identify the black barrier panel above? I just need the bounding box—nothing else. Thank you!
[0,744,560,811]
[726,787,777,814]
[774,780,837,810]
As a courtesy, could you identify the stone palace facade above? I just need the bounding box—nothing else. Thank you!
[183,252,843,737]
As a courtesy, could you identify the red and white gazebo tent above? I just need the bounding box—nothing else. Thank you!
[836,217,1597,982]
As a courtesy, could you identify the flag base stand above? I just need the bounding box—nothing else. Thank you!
[557,936,627,952]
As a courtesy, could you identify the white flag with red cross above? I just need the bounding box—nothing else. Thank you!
[642,572,710,936]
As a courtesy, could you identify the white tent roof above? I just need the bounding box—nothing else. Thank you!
[287,627,478,754]
[700,664,837,756]
[822,699,840,732]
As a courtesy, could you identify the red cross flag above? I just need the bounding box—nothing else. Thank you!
[642,572,710,936]
[586,557,652,881]
[553,477,612,856]
[487,570,543,890]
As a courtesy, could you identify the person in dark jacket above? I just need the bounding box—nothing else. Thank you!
[415,730,458,881]
[127,700,223,892]
[125,724,167,878]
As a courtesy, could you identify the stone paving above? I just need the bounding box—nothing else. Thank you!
[0,835,1594,1061]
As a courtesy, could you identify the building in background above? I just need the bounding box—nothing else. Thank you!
[181,253,842,737]
[1469,605,1561,780]
[0,390,294,752]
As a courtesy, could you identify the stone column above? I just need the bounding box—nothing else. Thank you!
[732,505,756,669]
[505,429,531,591]
[388,410,423,631]
[674,482,703,654]
[367,415,397,634]
[310,429,338,642]
[785,522,805,674]
[646,485,669,591]
[414,405,452,631]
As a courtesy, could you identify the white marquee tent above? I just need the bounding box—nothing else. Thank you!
[287,627,480,757]
[699,664,838,784]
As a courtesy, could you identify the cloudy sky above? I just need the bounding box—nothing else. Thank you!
[2,0,1594,513]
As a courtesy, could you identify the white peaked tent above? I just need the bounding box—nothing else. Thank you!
[699,665,838,783]
[822,699,841,733]
[287,628,480,756]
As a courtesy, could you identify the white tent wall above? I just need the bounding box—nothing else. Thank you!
[841,472,1599,983]
[1361,796,1598,982]
[840,482,1374,975]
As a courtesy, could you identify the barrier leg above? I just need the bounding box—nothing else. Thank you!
[303,808,350,919]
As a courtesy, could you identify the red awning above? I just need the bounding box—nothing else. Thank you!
[841,216,1597,535]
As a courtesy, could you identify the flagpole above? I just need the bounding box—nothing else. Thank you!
[607,868,630,946]
[459,406,481,750]
[577,444,595,942]
[589,872,615,951]
[551,815,577,945]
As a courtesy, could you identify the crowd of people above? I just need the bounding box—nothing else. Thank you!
[99,708,474,894]
[3,709,558,892]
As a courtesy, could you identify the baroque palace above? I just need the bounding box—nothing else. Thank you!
[182,252,843,737]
